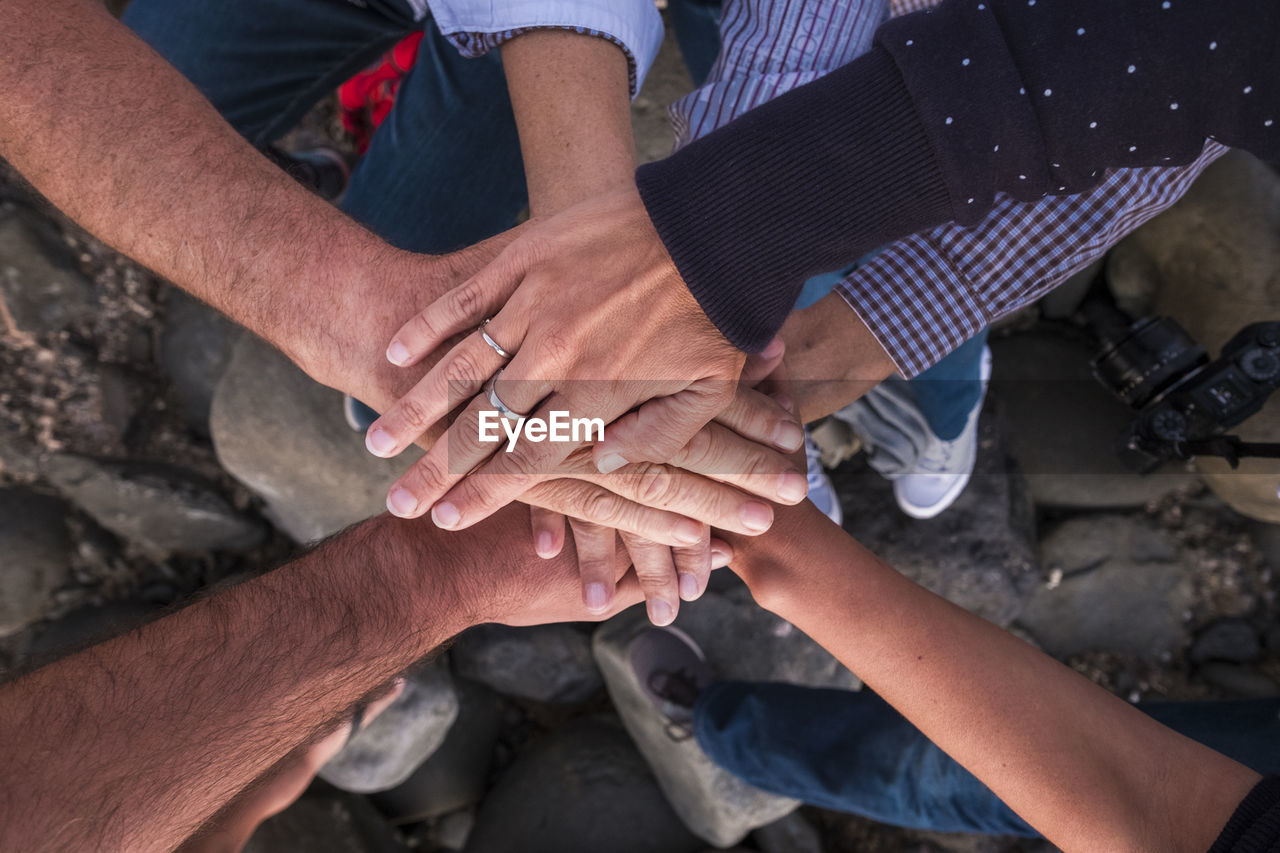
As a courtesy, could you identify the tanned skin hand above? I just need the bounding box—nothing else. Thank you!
[0,507,681,853]
[727,484,1259,853]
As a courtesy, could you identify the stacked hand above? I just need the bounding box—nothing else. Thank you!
[358,189,810,625]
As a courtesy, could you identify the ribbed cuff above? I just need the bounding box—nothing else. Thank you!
[1209,776,1280,853]
[636,45,952,353]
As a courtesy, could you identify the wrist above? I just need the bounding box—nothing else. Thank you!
[727,501,828,612]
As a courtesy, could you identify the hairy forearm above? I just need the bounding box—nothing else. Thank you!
[501,30,636,217]
[731,509,1259,853]
[0,515,465,852]
[0,0,443,387]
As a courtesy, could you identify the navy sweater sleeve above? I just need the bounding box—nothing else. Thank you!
[1210,776,1280,852]
[636,0,1280,352]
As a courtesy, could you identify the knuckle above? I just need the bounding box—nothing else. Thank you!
[406,456,449,496]
[451,279,485,321]
[394,396,432,432]
[408,311,440,345]
[444,350,481,385]
[678,427,715,468]
[583,490,624,526]
[634,462,676,507]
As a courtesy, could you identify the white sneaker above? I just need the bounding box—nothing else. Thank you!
[805,429,843,526]
[893,346,993,520]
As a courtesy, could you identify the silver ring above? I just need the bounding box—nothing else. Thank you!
[486,369,526,421]
[480,318,512,359]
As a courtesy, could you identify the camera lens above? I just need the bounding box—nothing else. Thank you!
[1092,316,1208,408]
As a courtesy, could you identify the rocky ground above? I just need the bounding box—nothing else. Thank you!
[2,13,1280,853]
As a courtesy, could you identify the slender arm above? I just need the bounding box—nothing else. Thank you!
[729,504,1261,853]
[501,29,638,217]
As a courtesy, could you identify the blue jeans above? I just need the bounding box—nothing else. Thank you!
[694,681,1280,836]
[124,0,528,255]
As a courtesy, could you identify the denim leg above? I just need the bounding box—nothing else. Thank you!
[907,329,990,441]
[694,681,1280,837]
[339,25,528,253]
[123,0,417,146]
[693,682,1037,836]
[126,0,526,254]
[667,0,724,87]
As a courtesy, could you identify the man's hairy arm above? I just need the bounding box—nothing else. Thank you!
[0,508,642,853]
[0,0,467,393]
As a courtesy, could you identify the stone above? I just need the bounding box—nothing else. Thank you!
[160,289,242,435]
[832,409,1039,627]
[465,716,702,853]
[1191,619,1262,664]
[592,586,856,848]
[43,453,265,556]
[451,623,602,704]
[0,487,73,637]
[434,809,475,851]
[243,790,408,853]
[320,657,459,794]
[0,207,95,336]
[210,334,423,543]
[753,811,824,853]
[989,328,1200,510]
[1199,663,1280,699]
[1117,151,1280,521]
[0,421,41,478]
[368,678,501,822]
[24,601,156,661]
[1016,515,1193,660]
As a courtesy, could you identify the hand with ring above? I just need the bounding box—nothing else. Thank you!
[364,269,807,624]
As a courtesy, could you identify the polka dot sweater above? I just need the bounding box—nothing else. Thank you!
[636,0,1280,353]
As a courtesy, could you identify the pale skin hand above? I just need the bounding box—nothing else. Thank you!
[368,187,753,547]
[0,507,715,853]
[729,491,1260,852]
[0,0,779,601]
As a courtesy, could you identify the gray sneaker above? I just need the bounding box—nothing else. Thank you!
[629,626,713,742]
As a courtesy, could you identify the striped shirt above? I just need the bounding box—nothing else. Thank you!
[669,0,1225,376]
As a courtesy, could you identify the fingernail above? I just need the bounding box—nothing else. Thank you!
[365,427,397,456]
[771,392,794,414]
[776,471,808,503]
[673,519,704,545]
[584,583,609,613]
[761,338,785,359]
[648,598,674,626]
[597,452,628,474]
[772,420,804,452]
[386,341,411,366]
[741,501,773,532]
[678,572,699,601]
[387,488,418,517]
[711,546,733,568]
[431,501,461,529]
[536,531,555,558]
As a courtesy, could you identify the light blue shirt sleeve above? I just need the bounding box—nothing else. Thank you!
[424,0,664,97]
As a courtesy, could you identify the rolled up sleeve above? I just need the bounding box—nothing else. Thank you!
[425,0,664,97]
